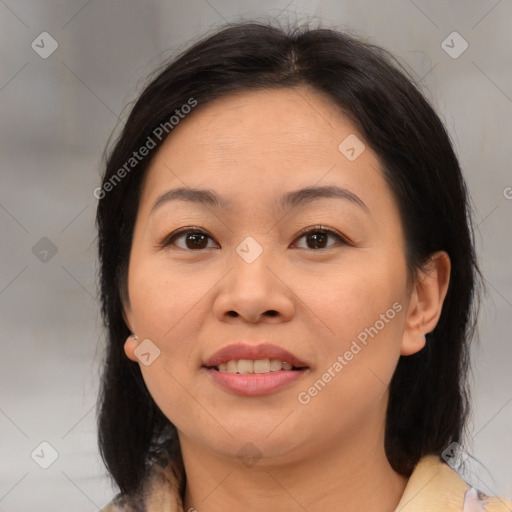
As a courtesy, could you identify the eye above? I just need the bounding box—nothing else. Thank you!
[159,227,219,250]
[292,225,349,250]
[159,225,350,251]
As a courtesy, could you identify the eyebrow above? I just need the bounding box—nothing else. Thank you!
[150,185,369,214]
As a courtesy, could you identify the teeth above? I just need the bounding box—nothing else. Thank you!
[226,360,238,373]
[253,359,270,373]
[270,359,283,371]
[238,359,253,374]
[216,359,298,373]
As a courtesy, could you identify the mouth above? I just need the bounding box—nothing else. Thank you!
[206,359,307,374]
[202,343,310,396]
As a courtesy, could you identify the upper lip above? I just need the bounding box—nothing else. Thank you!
[203,343,309,368]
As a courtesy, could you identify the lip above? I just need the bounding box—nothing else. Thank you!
[202,343,310,397]
[202,343,308,368]
[207,367,309,396]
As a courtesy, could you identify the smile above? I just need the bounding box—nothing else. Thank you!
[213,359,305,374]
[202,342,310,395]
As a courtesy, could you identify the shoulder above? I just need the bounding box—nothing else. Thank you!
[395,454,512,512]
[100,492,146,512]
[100,455,185,512]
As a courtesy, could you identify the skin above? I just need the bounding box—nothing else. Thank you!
[122,86,451,512]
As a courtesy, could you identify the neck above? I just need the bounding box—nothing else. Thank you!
[179,407,409,512]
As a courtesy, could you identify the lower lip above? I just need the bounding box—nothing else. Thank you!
[206,368,308,396]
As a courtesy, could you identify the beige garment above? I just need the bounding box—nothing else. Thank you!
[101,454,512,512]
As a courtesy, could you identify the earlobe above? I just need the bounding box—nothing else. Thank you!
[124,334,139,362]
[400,331,427,356]
[400,251,451,356]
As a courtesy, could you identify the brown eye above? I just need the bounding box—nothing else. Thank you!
[293,226,348,250]
[161,228,219,250]
[160,225,348,251]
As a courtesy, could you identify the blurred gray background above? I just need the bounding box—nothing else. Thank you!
[0,1,511,510]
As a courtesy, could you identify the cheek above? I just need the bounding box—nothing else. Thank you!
[139,362,206,439]
[128,254,210,339]
[295,298,404,437]
[126,254,217,402]
[299,252,406,352]
[294,254,407,407]
[128,256,212,429]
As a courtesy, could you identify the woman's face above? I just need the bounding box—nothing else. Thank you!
[123,87,427,465]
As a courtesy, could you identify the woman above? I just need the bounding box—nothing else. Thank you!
[96,22,511,512]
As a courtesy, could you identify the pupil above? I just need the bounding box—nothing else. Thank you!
[184,231,329,250]
[308,231,327,249]
[187,233,207,249]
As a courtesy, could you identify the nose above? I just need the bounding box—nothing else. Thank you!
[212,247,295,324]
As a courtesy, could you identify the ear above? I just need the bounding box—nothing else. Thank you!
[401,251,451,356]
[120,289,139,362]
[119,273,136,331]
[121,298,135,334]
[124,334,140,362]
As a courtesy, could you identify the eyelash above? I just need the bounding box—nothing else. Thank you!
[157,225,351,251]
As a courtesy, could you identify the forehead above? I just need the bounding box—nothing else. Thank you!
[173,86,356,153]
[138,86,390,216]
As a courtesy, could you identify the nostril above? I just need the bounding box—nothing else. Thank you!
[226,310,277,318]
